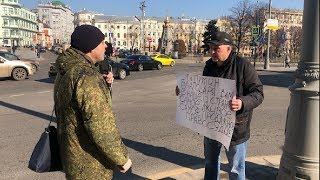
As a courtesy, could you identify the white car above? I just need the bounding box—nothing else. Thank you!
[0,56,34,80]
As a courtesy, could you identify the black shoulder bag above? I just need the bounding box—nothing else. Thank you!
[28,107,63,172]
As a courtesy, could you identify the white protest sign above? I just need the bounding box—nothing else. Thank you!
[176,73,236,150]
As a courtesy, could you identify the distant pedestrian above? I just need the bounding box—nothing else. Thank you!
[176,32,264,180]
[12,46,16,54]
[36,46,41,58]
[284,54,291,68]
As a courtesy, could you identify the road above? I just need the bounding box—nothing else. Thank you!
[0,50,295,179]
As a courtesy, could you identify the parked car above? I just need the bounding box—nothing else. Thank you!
[0,56,34,80]
[120,55,162,71]
[98,59,130,80]
[0,51,40,73]
[49,59,130,80]
[150,54,176,66]
[117,50,132,58]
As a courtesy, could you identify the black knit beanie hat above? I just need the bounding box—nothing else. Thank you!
[71,25,105,53]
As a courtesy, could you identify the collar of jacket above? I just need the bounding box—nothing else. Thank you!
[70,47,96,66]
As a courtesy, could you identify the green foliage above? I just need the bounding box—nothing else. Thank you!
[202,20,219,53]
[51,1,66,7]
[176,39,186,58]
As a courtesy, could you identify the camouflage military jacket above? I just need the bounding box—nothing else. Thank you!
[54,47,128,179]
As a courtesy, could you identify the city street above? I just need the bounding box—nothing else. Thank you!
[0,50,296,179]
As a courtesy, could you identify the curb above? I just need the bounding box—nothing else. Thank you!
[148,155,281,180]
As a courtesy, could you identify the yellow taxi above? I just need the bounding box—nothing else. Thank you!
[150,54,175,66]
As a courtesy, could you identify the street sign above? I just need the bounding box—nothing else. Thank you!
[265,19,279,30]
[257,35,263,43]
[281,32,286,43]
[252,26,260,36]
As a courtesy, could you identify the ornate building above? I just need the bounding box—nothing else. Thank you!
[0,0,37,47]
[36,1,74,45]
[83,13,208,53]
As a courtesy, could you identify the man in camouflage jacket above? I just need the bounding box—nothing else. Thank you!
[54,25,131,179]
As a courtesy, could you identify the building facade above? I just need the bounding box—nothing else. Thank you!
[73,8,103,27]
[89,14,207,53]
[37,1,74,45]
[0,0,37,47]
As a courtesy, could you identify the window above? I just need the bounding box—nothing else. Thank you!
[3,7,7,14]
[117,33,120,38]
[117,41,120,46]
[124,33,126,38]
[117,26,120,29]
[123,26,126,29]
[123,42,126,46]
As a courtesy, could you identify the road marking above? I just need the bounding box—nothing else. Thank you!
[9,94,24,97]
[36,91,51,94]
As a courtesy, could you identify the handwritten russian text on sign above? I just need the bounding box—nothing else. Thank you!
[176,73,236,150]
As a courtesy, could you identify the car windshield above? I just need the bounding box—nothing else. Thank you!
[124,55,140,60]
[1,53,18,60]
[150,55,157,57]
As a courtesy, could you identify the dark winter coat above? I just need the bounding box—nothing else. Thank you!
[203,51,264,145]
[54,47,128,179]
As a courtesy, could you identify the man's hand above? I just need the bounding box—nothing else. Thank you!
[230,98,242,111]
[118,158,132,173]
[175,85,180,96]
[102,72,114,84]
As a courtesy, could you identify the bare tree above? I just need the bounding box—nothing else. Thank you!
[287,26,302,60]
[127,23,140,50]
[227,0,254,53]
[270,28,286,58]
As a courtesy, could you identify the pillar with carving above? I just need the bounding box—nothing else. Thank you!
[277,0,319,179]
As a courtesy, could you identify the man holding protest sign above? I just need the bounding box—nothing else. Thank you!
[176,31,263,180]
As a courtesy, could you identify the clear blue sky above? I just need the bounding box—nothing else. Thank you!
[20,0,304,19]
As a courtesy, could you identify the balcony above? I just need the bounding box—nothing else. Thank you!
[0,1,22,7]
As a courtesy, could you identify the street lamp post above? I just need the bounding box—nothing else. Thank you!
[277,0,319,179]
[264,0,271,69]
[139,1,146,53]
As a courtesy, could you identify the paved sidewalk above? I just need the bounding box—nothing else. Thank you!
[149,155,281,180]
[15,48,43,60]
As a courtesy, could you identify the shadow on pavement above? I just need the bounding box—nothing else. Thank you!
[113,168,146,180]
[259,73,295,88]
[123,138,204,170]
[220,161,278,180]
[0,100,53,122]
[35,77,55,84]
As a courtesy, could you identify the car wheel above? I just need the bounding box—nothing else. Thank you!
[12,67,27,80]
[118,69,127,80]
[138,64,144,71]
[157,63,162,70]
[170,61,174,66]
[31,64,37,72]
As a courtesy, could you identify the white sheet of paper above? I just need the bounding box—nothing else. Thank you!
[176,73,236,150]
